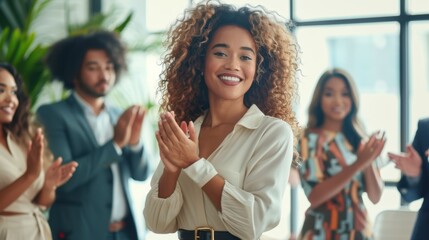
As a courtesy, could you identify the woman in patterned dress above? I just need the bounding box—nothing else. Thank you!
[298,68,386,240]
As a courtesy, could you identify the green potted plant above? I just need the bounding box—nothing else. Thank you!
[1,0,162,111]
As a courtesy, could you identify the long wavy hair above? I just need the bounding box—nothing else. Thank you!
[158,1,300,162]
[0,62,53,165]
[307,68,366,152]
[0,63,31,142]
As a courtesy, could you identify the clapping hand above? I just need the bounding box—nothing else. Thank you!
[25,128,44,179]
[44,158,78,190]
[357,131,386,168]
[388,145,423,177]
[114,105,146,148]
[156,111,199,173]
[129,106,146,146]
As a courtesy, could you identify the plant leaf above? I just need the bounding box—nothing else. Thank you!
[114,12,133,33]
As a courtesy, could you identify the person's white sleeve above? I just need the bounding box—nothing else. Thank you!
[183,158,218,187]
[113,141,123,155]
[129,142,143,152]
[143,163,184,233]
[218,122,293,240]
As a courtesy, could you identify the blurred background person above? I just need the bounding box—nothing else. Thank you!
[388,118,429,240]
[298,68,385,240]
[37,31,151,240]
[0,62,77,240]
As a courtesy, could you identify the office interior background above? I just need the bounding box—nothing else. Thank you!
[2,0,429,239]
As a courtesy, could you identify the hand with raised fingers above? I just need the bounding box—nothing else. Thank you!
[25,128,44,179]
[156,111,199,169]
[357,131,386,169]
[114,106,138,148]
[156,137,181,173]
[129,106,146,146]
[388,145,422,177]
[44,157,79,190]
[156,111,188,173]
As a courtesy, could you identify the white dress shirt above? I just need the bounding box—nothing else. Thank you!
[144,105,293,240]
[73,92,127,223]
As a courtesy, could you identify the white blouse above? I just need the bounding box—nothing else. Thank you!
[144,105,293,240]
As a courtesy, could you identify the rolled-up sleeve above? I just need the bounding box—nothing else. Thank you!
[218,122,293,239]
[143,165,184,233]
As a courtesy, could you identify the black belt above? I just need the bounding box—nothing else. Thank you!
[178,228,240,240]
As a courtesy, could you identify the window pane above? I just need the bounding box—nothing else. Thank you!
[295,0,399,21]
[32,0,89,43]
[146,0,189,32]
[409,21,429,139]
[408,0,429,14]
[295,23,401,182]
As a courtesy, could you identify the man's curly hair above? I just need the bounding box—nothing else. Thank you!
[45,31,127,90]
[158,1,301,165]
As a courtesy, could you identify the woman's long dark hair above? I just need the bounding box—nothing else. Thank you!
[0,62,31,142]
[307,68,367,152]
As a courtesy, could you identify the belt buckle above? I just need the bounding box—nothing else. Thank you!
[194,226,214,240]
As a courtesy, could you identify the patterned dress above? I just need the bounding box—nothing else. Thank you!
[298,129,372,240]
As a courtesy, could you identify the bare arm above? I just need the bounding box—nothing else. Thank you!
[155,113,193,199]
[0,174,37,211]
[308,160,366,208]
[157,168,181,199]
[33,181,56,207]
[34,158,78,207]
[308,132,386,208]
[363,162,384,203]
[201,175,225,211]
[0,129,44,211]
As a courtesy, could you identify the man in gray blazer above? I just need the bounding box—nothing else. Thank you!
[37,31,150,240]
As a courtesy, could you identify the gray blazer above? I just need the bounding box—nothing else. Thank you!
[397,118,429,240]
[37,95,150,240]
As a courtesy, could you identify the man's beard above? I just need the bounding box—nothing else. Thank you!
[75,77,109,98]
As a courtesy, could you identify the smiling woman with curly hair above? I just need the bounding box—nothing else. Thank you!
[144,1,300,239]
[159,2,299,130]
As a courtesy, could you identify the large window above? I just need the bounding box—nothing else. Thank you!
[296,23,401,180]
[292,1,429,236]
[410,21,429,136]
[295,0,399,21]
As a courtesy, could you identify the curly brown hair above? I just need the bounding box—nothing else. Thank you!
[158,1,300,150]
